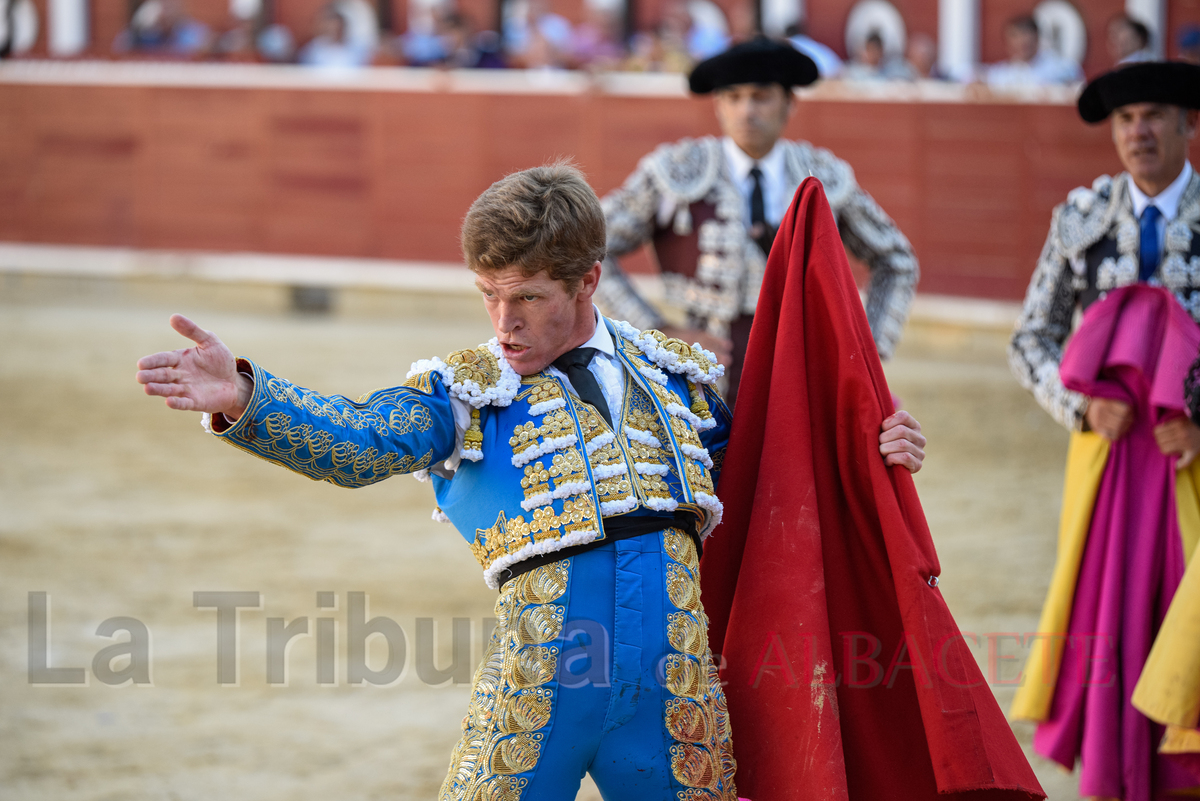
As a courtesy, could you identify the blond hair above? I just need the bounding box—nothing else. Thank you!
[461,162,606,293]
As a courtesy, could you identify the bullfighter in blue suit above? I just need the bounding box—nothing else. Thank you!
[135,163,925,801]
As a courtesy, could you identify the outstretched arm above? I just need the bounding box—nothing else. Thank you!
[136,314,460,488]
[136,314,252,419]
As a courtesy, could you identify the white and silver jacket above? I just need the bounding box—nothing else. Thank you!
[595,135,919,360]
[1009,170,1200,430]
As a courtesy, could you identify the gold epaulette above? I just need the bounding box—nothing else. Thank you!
[444,345,503,392]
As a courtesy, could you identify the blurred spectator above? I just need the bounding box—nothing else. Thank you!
[257,23,297,62]
[440,13,480,68]
[1107,14,1153,65]
[1178,25,1200,64]
[570,6,623,69]
[622,27,690,73]
[505,0,572,68]
[785,21,842,78]
[661,0,725,61]
[402,8,485,68]
[212,8,295,62]
[660,2,698,67]
[113,0,212,57]
[895,32,945,80]
[401,8,448,66]
[299,4,371,68]
[843,31,893,81]
[984,15,1082,88]
[473,30,506,68]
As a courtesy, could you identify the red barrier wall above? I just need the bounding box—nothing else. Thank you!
[2,69,1198,300]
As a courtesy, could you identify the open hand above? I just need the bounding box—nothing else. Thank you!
[1154,417,1200,469]
[880,410,925,473]
[136,314,250,418]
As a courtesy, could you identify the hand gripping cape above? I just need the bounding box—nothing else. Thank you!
[699,179,1045,801]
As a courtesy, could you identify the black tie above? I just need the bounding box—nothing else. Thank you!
[552,347,613,428]
[749,165,776,256]
[749,164,766,227]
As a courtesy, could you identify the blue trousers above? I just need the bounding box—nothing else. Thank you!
[438,526,738,801]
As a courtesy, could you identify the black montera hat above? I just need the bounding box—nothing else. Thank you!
[688,36,819,95]
[1077,61,1200,123]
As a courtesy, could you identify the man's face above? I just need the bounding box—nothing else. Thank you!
[713,83,793,160]
[1107,20,1140,60]
[476,263,600,376]
[862,39,883,67]
[1005,25,1038,62]
[1111,103,1198,191]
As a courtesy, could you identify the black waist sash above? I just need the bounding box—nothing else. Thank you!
[496,512,700,589]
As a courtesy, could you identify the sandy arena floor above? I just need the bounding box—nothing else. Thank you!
[0,275,1082,799]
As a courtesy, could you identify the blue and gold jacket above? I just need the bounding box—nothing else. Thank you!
[210,318,732,588]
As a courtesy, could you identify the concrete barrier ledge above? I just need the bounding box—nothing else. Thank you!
[0,241,1019,330]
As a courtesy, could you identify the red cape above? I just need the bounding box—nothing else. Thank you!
[700,180,1045,801]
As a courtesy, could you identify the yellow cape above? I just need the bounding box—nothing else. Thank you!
[1011,431,1200,728]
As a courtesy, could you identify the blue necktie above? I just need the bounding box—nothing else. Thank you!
[1140,205,1162,281]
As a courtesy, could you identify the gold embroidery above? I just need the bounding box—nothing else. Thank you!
[668,612,708,657]
[549,450,587,484]
[626,408,665,438]
[670,742,719,789]
[511,645,559,689]
[670,415,704,447]
[447,346,501,389]
[666,563,702,611]
[663,528,699,571]
[510,560,569,604]
[645,330,716,377]
[500,688,553,733]
[475,777,527,801]
[471,497,600,570]
[665,697,711,743]
[688,381,714,424]
[521,462,551,502]
[684,463,715,494]
[249,411,431,487]
[576,404,610,443]
[661,529,739,800]
[675,790,723,801]
[540,409,575,439]
[509,421,540,458]
[665,654,705,700]
[525,381,564,408]
[649,379,687,409]
[464,407,483,452]
[265,376,431,435]
[717,740,736,789]
[388,402,434,435]
[401,370,436,393]
[596,476,633,503]
[490,733,543,775]
[439,563,567,800]
[516,604,565,645]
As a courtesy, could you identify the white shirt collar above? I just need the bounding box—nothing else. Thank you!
[581,305,615,356]
[722,136,785,183]
[1128,162,1193,221]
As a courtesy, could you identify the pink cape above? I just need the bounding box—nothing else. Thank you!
[1037,284,1200,800]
